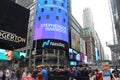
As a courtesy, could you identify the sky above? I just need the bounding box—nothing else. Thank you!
[71,0,113,60]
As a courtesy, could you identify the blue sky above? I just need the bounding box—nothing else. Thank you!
[71,0,113,60]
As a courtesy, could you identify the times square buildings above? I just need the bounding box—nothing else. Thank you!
[0,0,104,67]
[107,0,120,67]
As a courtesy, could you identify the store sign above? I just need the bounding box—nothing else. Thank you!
[0,30,26,43]
[42,40,65,48]
[33,39,68,50]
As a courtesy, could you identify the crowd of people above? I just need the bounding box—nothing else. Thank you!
[0,65,119,80]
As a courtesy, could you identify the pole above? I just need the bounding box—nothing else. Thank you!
[57,50,60,68]
[42,49,45,64]
[29,50,32,68]
[34,40,37,68]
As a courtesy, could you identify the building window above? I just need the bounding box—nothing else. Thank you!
[46,15,49,19]
[37,3,40,7]
[30,9,34,15]
[30,16,34,21]
[61,3,64,7]
[53,1,56,4]
[36,11,38,14]
[63,18,66,23]
[50,7,53,11]
[38,16,41,20]
[30,21,34,27]
[41,8,44,12]
[58,9,61,13]
[44,1,47,4]
[65,12,67,16]
[56,16,59,20]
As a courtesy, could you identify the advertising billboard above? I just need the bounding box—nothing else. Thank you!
[95,48,100,61]
[71,29,80,51]
[34,0,68,42]
[0,0,29,50]
[69,48,81,61]
[70,61,77,66]
[69,48,85,62]
[0,49,26,61]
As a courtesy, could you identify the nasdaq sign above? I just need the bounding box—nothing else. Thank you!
[42,40,65,48]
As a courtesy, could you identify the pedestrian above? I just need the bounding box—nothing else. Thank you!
[89,71,96,80]
[0,69,3,80]
[95,69,102,80]
[40,65,48,80]
[22,69,26,78]
[102,69,111,80]
[36,71,43,80]
[11,70,15,80]
[111,70,120,80]
[5,68,11,80]
[21,68,35,80]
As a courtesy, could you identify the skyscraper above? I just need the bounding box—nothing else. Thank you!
[83,8,95,35]
[83,7,104,64]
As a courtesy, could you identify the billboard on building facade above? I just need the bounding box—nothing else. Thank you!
[69,48,82,61]
[0,0,29,50]
[70,61,77,66]
[71,29,80,51]
[33,39,68,50]
[0,49,26,61]
[95,48,100,61]
[34,0,68,42]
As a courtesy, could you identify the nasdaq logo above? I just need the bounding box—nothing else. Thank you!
[42,40,50,48]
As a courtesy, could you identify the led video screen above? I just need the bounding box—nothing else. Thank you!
[69,48,85,62]
[34,0,68,42]
[0,0,29,49]
[70,61,77,66]
[0,49,26,61]
[69,48,81,61]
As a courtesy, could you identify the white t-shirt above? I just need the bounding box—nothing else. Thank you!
[0,71,3,77]
[6,69,10,77]
[102,71,111,80]
[89,75,96,80]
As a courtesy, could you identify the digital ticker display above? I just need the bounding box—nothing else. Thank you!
[34,0,68,42]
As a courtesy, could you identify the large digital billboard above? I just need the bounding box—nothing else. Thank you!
[34,0,68,42]
[71,28,80,51]
[0,49,26,61]
[33,39,68,50]
[69,48,85,62]
[0,0,29,50]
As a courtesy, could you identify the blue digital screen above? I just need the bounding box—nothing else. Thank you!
[70,61,77,66]
[34,0,68,42]
[19,52,26,58]
[0,49,7,60]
